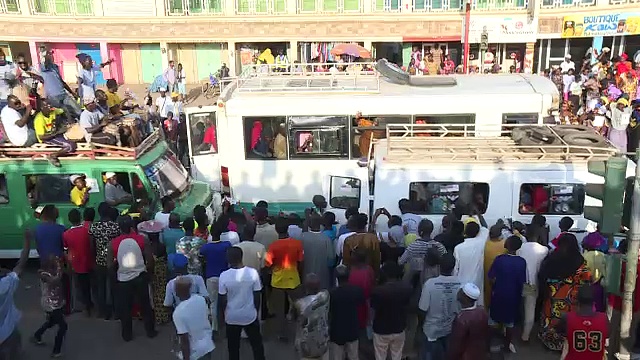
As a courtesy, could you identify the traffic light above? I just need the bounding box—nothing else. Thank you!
[584,157,628,234]
[480,30,489,51]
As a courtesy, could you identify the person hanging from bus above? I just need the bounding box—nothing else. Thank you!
[555,285,608,360]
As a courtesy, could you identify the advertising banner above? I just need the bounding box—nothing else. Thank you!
[561,12,640,38]
[462,16,537,43]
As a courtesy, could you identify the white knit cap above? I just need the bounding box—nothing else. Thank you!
[462,283,480,300]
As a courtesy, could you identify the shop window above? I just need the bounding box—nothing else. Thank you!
[288,116,349,159]
[351,115,411,158]
[243,116,287,160]
[549,39,568,60]
[0,175,9,204]
[189,112,218,156]
[330,176,361,209]
[413,114,476,137]
[519,183,585,215]
[409,182,489,215]
[25,174,74,204]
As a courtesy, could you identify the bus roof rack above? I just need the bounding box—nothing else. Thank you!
[382,124,621,164]
[219,62,380,101]
[0,129,164,161]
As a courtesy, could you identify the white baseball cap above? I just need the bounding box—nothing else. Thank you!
[105,172,116,179]
[69,174,86,183]
[159,87,167,92]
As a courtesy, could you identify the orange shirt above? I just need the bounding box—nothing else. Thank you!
[265,238,304,289]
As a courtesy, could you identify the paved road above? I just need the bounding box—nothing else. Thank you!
[5,261,557,360]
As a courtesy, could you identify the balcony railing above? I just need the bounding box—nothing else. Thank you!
[540,0,594,8]
[236,0,286,13]
[371,0,400,12]
[166,0,224,15]
[297,0,362,13]
[29,0,93,15]
[0,0,20,13]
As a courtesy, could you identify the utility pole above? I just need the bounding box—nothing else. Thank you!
[462,0,471,74]
[619,150,640,359]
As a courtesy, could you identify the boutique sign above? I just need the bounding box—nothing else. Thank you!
[561,12,640,38]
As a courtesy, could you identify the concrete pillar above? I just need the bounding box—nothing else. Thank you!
[29,40,40,66]
[19,0,31,15]
[363,0,372,13]
[155,0,168,16]
[224,0,235,15]
[160,41,169,71]
[523,42,535,74]
[364,41,373,52]
[227,41,237,76]
[288,40,298,62]
[99,41,111,79]
[287,0,296,14]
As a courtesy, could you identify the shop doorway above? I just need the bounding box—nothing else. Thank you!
[373,42,402,65]
[236,42,289,75]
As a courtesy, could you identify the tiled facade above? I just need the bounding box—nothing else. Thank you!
[0,0,638,41]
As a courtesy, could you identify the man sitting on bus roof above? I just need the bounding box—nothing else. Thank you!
[33,98,77,167]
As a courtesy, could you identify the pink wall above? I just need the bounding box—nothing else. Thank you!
[45,42,78,79]
[107,44,124,84]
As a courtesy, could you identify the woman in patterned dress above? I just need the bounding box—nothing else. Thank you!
[538,233,592,351]
[137,220,169,325]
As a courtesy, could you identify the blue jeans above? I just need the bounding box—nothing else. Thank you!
[422,334,448,360]
[47,93,81,119]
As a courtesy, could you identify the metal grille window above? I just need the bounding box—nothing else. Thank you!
[296,0,361,12]
[30,0,93,15]
[472,0,527,10]
[412,0,461,11]
[166,0,224,15]
[372,0,400,12]
[0,0,20,13]
[541,0,594,8]
[236,0,286,14]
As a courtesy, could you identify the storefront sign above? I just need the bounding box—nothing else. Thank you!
[561,12,640,38]
[462,17,537,44]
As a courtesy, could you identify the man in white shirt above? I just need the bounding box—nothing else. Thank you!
[79,97,117,145]
[517,237,549,342]
[219,247,266,360]
[173,277,215,360]
[154,196,175,229]
[164,254,209,309]
[399,198,421,234]
[0,95,36,146]
[453,221,488,307]
[560,54,575,74]
[155,88,173,119]
[0,51,16,108]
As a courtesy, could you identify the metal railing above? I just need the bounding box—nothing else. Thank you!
[165,0,224,15]
[0,0,20,13]
[297,0,362,13]
[540,0,594,8]
[235,0,287,14]
[221,62,380,97]
[29,0,93,15]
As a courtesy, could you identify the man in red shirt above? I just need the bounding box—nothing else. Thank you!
[557,285,609,360]
[63,209,94,316]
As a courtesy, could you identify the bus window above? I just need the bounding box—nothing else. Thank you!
[408,182,489,215]
[518,183,585,215]
[189,112,218,155]
[330,176,361,209]
[0,174,9,204]
[288,116,349,159]
[26,174,74,204]
[243,116,287,160]
[502,113,538,125]
[413,114,476,137]
[351,114,411,159]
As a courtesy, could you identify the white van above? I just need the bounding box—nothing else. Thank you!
[321,124,634,240]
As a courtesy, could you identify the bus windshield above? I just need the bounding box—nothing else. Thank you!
[143,153,189,197]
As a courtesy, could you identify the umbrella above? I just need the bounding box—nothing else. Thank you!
[330,43,372,58]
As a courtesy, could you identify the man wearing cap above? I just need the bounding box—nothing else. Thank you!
[155,88,173,120]
[104,172,132,207]
[70,174,90,207]
[560,54,575,74]
[79,97,117,145]
[447,283,489,360]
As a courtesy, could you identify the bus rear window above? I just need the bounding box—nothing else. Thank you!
[189,112,218,156]
[243,116,287,160]
[288,116,349,159]
[518,183,585,215]
[408,182,489,215]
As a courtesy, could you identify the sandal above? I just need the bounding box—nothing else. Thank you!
[47,155,61,167]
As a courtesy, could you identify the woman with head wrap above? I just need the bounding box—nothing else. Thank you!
[537,233,591,351]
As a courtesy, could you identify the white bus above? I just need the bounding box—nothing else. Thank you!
[184,63,561,219]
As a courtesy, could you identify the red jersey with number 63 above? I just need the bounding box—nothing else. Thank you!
[565,311,608,360]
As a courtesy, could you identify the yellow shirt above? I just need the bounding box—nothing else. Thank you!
[33,108,64,142]
[274,133,287,159]
[105,91,122,109]
[70,187,88,206]
[484,239,507,307]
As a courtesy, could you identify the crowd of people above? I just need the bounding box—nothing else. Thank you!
[2,191,638,360]
[0,49,190,167]
[545,50,640,153]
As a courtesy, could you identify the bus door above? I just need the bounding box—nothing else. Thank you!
[185,106,221,191]
[322,167,370,224]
